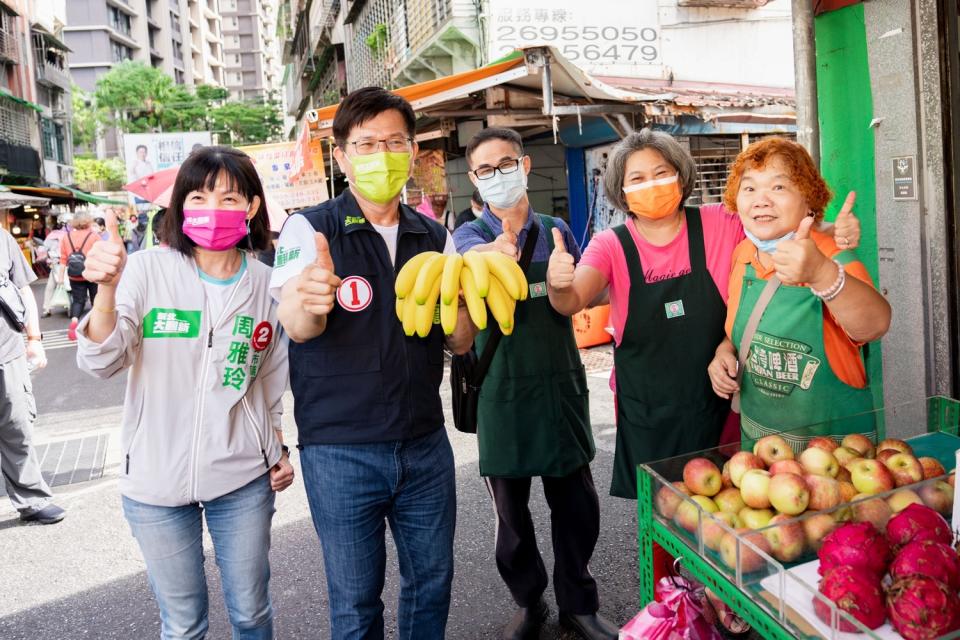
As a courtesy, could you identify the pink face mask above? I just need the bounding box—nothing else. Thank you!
[182,208,248,251]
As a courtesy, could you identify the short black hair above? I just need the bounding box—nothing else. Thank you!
[465,127,523,166]
[162,145,271,256]
[136,144,148,153]
[333,87,416,148]
[470,189,483,206]
[94,217,106,227]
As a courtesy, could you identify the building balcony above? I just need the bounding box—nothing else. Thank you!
[387,0,481,86]
[35,60,71,89]
[0,28,19,64]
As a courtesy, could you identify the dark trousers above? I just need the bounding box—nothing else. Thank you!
[484,465,601,615]
[69,280,97,319]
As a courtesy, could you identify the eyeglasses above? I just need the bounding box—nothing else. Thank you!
[472,158,523,180]
[346,137,413,155]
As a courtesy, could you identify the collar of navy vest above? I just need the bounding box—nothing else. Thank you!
[338,189,431,236]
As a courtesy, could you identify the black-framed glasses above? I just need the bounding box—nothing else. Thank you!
[346,137,413,155]
[472,157,523,180]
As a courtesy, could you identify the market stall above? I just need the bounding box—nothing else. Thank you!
[637,396,960,639]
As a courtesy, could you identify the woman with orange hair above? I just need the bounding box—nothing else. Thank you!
[707,137,890,449]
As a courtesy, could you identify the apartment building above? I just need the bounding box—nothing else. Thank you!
[64,0,225,91]
[221,0,282,101]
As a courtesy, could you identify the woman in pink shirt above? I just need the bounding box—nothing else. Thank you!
[546,130,859,499]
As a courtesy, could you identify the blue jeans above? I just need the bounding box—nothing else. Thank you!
[300,428,456,640]
[122,474,276,640]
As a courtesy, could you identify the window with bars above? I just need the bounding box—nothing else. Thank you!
[0,99,33,146]
[679,135,743,206]
[41,117,64,162]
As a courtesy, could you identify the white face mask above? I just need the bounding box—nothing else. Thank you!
[471,207,483,217]
[477,169,527,209]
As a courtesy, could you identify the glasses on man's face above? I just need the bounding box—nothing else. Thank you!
[472,158,523,180]
[346,136,413,155]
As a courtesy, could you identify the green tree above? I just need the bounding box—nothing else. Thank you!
[71,85,99,155]
[94,61,179,132]
[209,100,284,145]
[74,157,127,191]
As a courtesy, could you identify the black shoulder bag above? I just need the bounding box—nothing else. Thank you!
[450,221,540,433]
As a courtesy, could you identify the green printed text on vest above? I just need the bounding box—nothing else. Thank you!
[143,308,201,338]
[747,330,820,397]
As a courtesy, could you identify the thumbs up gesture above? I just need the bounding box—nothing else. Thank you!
[832,191,860,249]
[83,209,128,286]
[492,218,519,260]
[547,227,575,290]
[772,215,831,286]
[296,232,342,316]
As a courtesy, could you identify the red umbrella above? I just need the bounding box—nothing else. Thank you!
[123,166,180,202]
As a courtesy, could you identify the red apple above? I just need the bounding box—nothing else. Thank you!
[768,473,810,515]
[714,487,746,515]
[877,438,913,455]
[674,495,719,532]
[753,435,794,467]
[682,458,722,497]
[799,447,840,478]
[720,528,773,573]
[804,474,842,511]
[918,480,954,514]
[875,449,899,464]
[739,469,772,509]
[950,472,955,488]
[838,481,857,503]
[832,446,860,468]
[769,460,805,476]
[884,452,924,487]
[655,481,690,519]
[721,461,734,489]
[835,466,852,483]
[802,513,837,551]
[763,514,807,563]
[848,459,896,495]
[841,433,875,459]
[698,511,739,551]
[738,507,775,529]
[887,489,923,513]
[727,452,765,488]
[918,456,947,480]
[806,436,838,454]
[851,493,893,530]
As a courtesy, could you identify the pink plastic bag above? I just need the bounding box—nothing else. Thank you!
[620,576,723,640]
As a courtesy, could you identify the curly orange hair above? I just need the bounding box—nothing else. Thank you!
[722,137,832,220]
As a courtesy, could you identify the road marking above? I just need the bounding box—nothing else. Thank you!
[25,329,75,351]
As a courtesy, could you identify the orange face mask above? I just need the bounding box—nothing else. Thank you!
[623,175,682,220]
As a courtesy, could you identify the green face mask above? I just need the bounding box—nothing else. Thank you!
[349,151,411,204]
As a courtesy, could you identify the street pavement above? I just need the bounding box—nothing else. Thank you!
[0,281,643,640]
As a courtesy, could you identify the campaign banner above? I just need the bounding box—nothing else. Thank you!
[238,140,328,212]
[123,132,212,183]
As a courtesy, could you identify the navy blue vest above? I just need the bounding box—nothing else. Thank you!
[289,190,448,445]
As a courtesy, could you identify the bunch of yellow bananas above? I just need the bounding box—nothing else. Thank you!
[394,250,528,337]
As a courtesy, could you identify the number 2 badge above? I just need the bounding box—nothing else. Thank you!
[337,276,373,312]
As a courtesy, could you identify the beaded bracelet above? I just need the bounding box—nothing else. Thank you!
[810,260,846,301]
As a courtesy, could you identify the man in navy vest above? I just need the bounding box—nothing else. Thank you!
[270,87,474,639]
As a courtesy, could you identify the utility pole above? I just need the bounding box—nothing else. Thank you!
[792,0,820,166]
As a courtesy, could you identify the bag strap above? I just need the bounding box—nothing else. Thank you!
[731,275,781,413]
[67,232,77,253]
[471,218,541,386]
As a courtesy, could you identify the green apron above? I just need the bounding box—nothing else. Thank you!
[610,208,729,499]
[732,251,876,453]
[475,215,595,478]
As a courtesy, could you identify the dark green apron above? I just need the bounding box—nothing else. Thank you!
[732,251,876,452]
[475,215,595,478]
[610,207,729,499]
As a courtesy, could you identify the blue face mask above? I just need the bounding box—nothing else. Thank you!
[477,169,527,209]
[744,228,795,254]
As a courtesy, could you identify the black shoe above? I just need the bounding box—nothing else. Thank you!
[20,504,66,525]
[502,598,549,640]
[559,611,619,640]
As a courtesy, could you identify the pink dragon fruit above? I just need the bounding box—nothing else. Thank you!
[886,503,953,552]
[887,575,960,640]
[890,540,960,592]
[813,565,886,632]
[817,522,891,579]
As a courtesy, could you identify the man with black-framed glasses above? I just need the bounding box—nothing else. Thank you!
[270,87,475,639]
[452,128,618,640]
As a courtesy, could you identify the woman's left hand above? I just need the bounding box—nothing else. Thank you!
[270,453,295,492]
[772,216,832,286]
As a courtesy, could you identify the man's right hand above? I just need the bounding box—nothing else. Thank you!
[547,227,575,290]
[83,211,127,286]
[296,232,341,316]
[490,219,518,260]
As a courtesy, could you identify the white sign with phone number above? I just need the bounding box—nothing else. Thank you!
[487,0,661,73]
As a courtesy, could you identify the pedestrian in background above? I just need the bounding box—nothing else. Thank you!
[41,218,67,317]
[454,188,484,229]
[77,146,293,640]
[0,225,63,524]
[59,211,99,341]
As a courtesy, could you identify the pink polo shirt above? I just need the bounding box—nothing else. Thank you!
[579,203,745,346]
